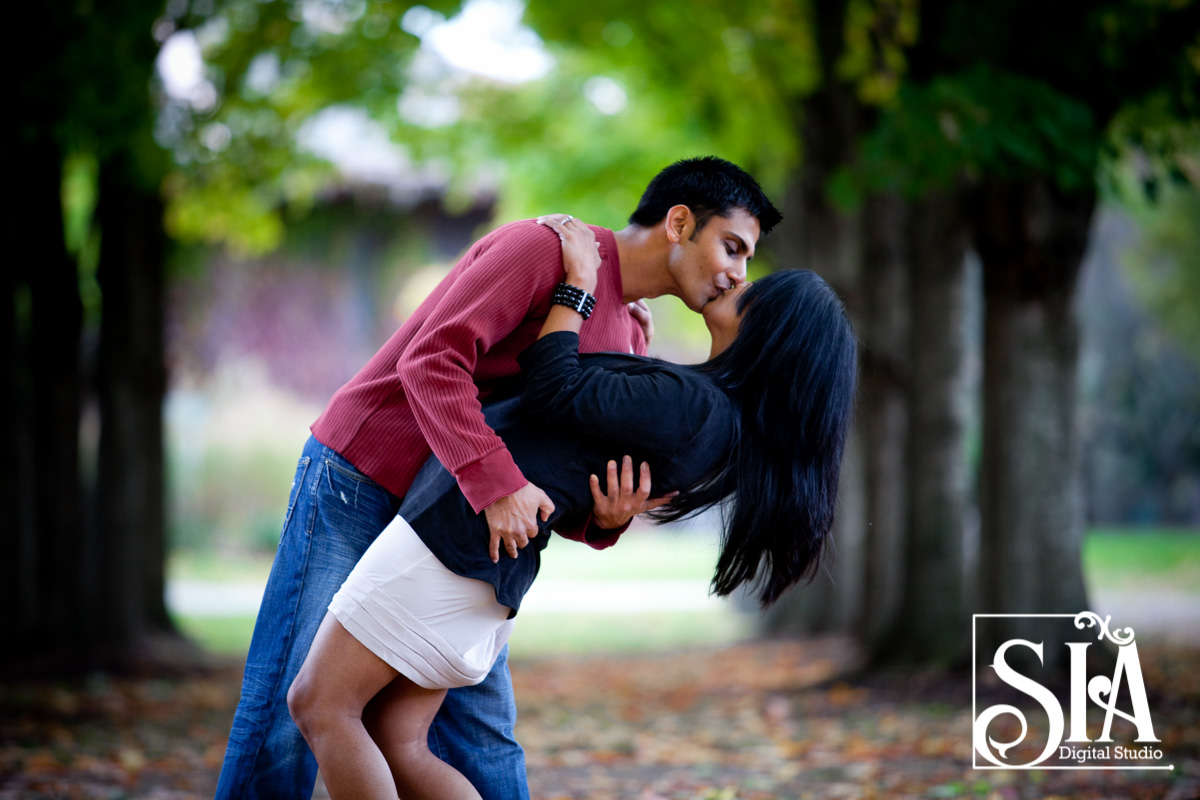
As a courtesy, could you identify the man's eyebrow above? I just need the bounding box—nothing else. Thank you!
[726,232,754,259]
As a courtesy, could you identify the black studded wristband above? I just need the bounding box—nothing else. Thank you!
[551,283,597,320]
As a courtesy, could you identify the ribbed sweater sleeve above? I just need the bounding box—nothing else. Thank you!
[397,225,564,513]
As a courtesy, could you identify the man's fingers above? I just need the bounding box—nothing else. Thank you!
[644,493,677,511]
[620,455,635,494]
[589,473,604,504]
[512,528,532,556]
[638,461,652,499]
[484,482,553,560]
[605,460,619,497]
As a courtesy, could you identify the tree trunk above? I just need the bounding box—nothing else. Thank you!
[2,152,44,656]
[858,192,910,646]
[973,178,1094,673]
[873,189,972,665]
[762,0,867,636]
[19,140,88,661]
[2,0,180,674]
[2,2,84,671]
[0,218,19,642]
[93,155,174,653]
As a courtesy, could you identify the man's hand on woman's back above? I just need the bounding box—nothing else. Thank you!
[484,482,555,563]
[590,456,677,530]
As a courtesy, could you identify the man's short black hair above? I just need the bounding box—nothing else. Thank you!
[628,156,782,236]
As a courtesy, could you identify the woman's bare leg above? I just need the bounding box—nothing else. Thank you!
[364,676,483,799]
[288,613,481,800]
[286,614,401,799]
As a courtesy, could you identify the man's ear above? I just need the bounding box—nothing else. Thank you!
[664,205,693,244]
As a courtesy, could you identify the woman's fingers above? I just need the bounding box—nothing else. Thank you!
[537,214,595,238]
[536,214,578,239]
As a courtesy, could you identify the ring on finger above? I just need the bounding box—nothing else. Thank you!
[563,215,573,224]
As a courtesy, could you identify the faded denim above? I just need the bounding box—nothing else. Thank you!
[215,435,529,800]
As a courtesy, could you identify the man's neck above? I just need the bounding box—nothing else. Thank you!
[612,224,675,304]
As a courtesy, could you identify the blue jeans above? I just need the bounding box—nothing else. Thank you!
[215,436,529,799]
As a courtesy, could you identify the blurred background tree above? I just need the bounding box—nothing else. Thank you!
[6,0,1197,674]
[9,0,175,669]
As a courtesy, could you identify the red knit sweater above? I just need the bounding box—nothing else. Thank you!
[311,220,646,519]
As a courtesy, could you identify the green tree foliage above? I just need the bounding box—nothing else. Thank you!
[860,66,1100,196]
[162,0,459,252]
[1121,160,1200,361]
[380,0,803,226]
[857,0,1199,198]
[174,0,924,240]
[406,0,922,224]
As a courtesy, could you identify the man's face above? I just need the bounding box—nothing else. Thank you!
[667,207,761,313]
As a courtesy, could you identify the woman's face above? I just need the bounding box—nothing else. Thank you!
[702,281,751,358]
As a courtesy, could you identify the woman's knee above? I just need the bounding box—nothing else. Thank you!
[287,667,329,739]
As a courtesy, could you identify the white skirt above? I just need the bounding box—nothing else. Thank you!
[328,515,515,690]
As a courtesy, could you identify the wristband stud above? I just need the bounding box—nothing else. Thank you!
[552,283,597,320]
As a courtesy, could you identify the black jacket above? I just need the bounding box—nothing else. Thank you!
[398,331,738,614]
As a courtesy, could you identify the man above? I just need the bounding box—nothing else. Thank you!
[215,155,781,799]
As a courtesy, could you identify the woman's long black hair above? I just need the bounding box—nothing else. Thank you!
[651,269,857,608]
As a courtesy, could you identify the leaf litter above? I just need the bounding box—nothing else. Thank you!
[2,637,1197,799]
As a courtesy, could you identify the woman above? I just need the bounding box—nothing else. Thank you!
[287,217,857,799]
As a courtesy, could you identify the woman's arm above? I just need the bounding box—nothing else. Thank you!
[532,217,680,531]
[535,215,600,340]
[518,215,723,451]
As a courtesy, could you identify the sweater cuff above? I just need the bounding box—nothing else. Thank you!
[456,448,528,514]
[557,513,628,550]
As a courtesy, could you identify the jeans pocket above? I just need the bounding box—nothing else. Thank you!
[322,457,385,507]
[316,457,399,552]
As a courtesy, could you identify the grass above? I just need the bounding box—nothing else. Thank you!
[1081,527,1200,591]
[170,528,732,658]
[537,524,719,581]
[173,613,261,655]
[170,526,1198,658]
[173,607,751,661]
[508,608,750,658]
[168,549,276,583]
